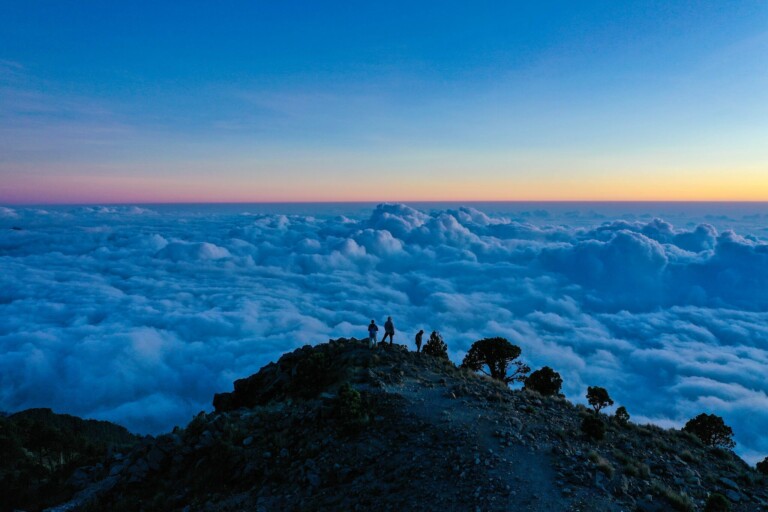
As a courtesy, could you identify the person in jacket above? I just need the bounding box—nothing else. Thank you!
[368,320,379,348]
[382,316,395,345]
[415,329,424,353]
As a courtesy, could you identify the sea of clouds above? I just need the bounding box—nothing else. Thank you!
[1,202,767,463]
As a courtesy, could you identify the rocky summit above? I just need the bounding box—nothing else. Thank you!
[42,339,768,511]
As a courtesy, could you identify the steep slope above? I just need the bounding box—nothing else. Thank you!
[48,339,768,511]
[0,408,139,512]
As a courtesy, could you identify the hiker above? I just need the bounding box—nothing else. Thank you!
[368,320,379,348]
[382,316,395,345]
[415,329,424,353]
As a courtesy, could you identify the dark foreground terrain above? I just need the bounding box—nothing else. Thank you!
[7,339,768,511]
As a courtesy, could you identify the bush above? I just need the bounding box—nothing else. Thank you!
[291,351,336,397]
[461,337,530,384]
[588,451,614,477]
[756,456,768,475]
[654,484,694,512]
[581,415,605,440]
[704,493,731,512]
[523,366,562,396]
[586,386,614,414]
[335,383,369,432]
[423,331,449,359]
[614,406,630,426]
[682,413,735,449]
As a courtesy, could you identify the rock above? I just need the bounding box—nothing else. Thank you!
[108,463,126,477]
[127,458,149,482]
[66,468,93,489]
[146,445,166,471]
[635,498,666,512]
[725,489,741,502]
[719,477,740,491]
[243,436,254,446]
[307,472,321,487]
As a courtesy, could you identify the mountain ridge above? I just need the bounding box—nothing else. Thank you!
[20,338,768,511]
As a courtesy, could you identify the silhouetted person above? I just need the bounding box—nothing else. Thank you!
[382,316,395,345]
[368,320,379,348]
[415,329,424,353]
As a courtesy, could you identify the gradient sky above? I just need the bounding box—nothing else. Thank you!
[1,1,767,203]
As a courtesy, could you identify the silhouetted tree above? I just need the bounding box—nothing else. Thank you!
[523,366,562,396]
[614,406,630,426]
[423,331,449,359]
[682,413,735,449]
[461,337,529,385]
[756,456,768,475]
[586,386,614,414]
[581,415,605,440]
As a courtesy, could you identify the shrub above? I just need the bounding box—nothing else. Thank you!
[682,413,735,449]
[588,451,614,477]
[335,383,369,432]
[523,366,562,396]
[292,351,334,397]
[614,406,630,426]
[679,450,695,463]
[704,493,731,512]
[653,483,694,512]
[581,415,605,440]
[423,331,449,359]
[461,337,530,385]
[622,459,650,478]
[756,456,768,475]
[586,386,614,414]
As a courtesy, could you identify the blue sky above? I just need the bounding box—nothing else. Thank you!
[1,1,767,202]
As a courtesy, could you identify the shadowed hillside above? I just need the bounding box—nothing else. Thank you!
[0,408,139,512]
[26,339,768,511]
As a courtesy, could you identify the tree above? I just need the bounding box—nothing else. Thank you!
[586,386,614,414]
[523,366,562,396]
[614,406,630,426]
[756,457,768,475]
[461,337,530,385]
[423,331,449,359]
[682,413,735,449]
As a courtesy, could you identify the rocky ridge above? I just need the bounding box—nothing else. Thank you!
[45,339,768,511]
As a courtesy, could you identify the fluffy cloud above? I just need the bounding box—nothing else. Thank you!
[1,202,768,463]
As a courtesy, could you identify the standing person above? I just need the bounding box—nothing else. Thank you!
[382,316,395,345]
[415,329,424,353]
[368,320,379,348]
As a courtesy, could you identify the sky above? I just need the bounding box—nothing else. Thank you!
[1,1,768,203]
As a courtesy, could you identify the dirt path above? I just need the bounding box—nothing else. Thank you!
[384,371,570,511]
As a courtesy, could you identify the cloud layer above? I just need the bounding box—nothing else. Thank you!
[1,203,767,463]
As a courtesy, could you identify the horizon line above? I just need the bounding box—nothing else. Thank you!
[4,199,768,207]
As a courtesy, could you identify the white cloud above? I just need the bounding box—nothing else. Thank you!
[1,203,768,463]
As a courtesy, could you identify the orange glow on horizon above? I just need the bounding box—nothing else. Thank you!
[2,169,768,204]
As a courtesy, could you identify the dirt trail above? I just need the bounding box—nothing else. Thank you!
[385,370,570,511]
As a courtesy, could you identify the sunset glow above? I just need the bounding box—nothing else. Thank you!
[2,2,767,203]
